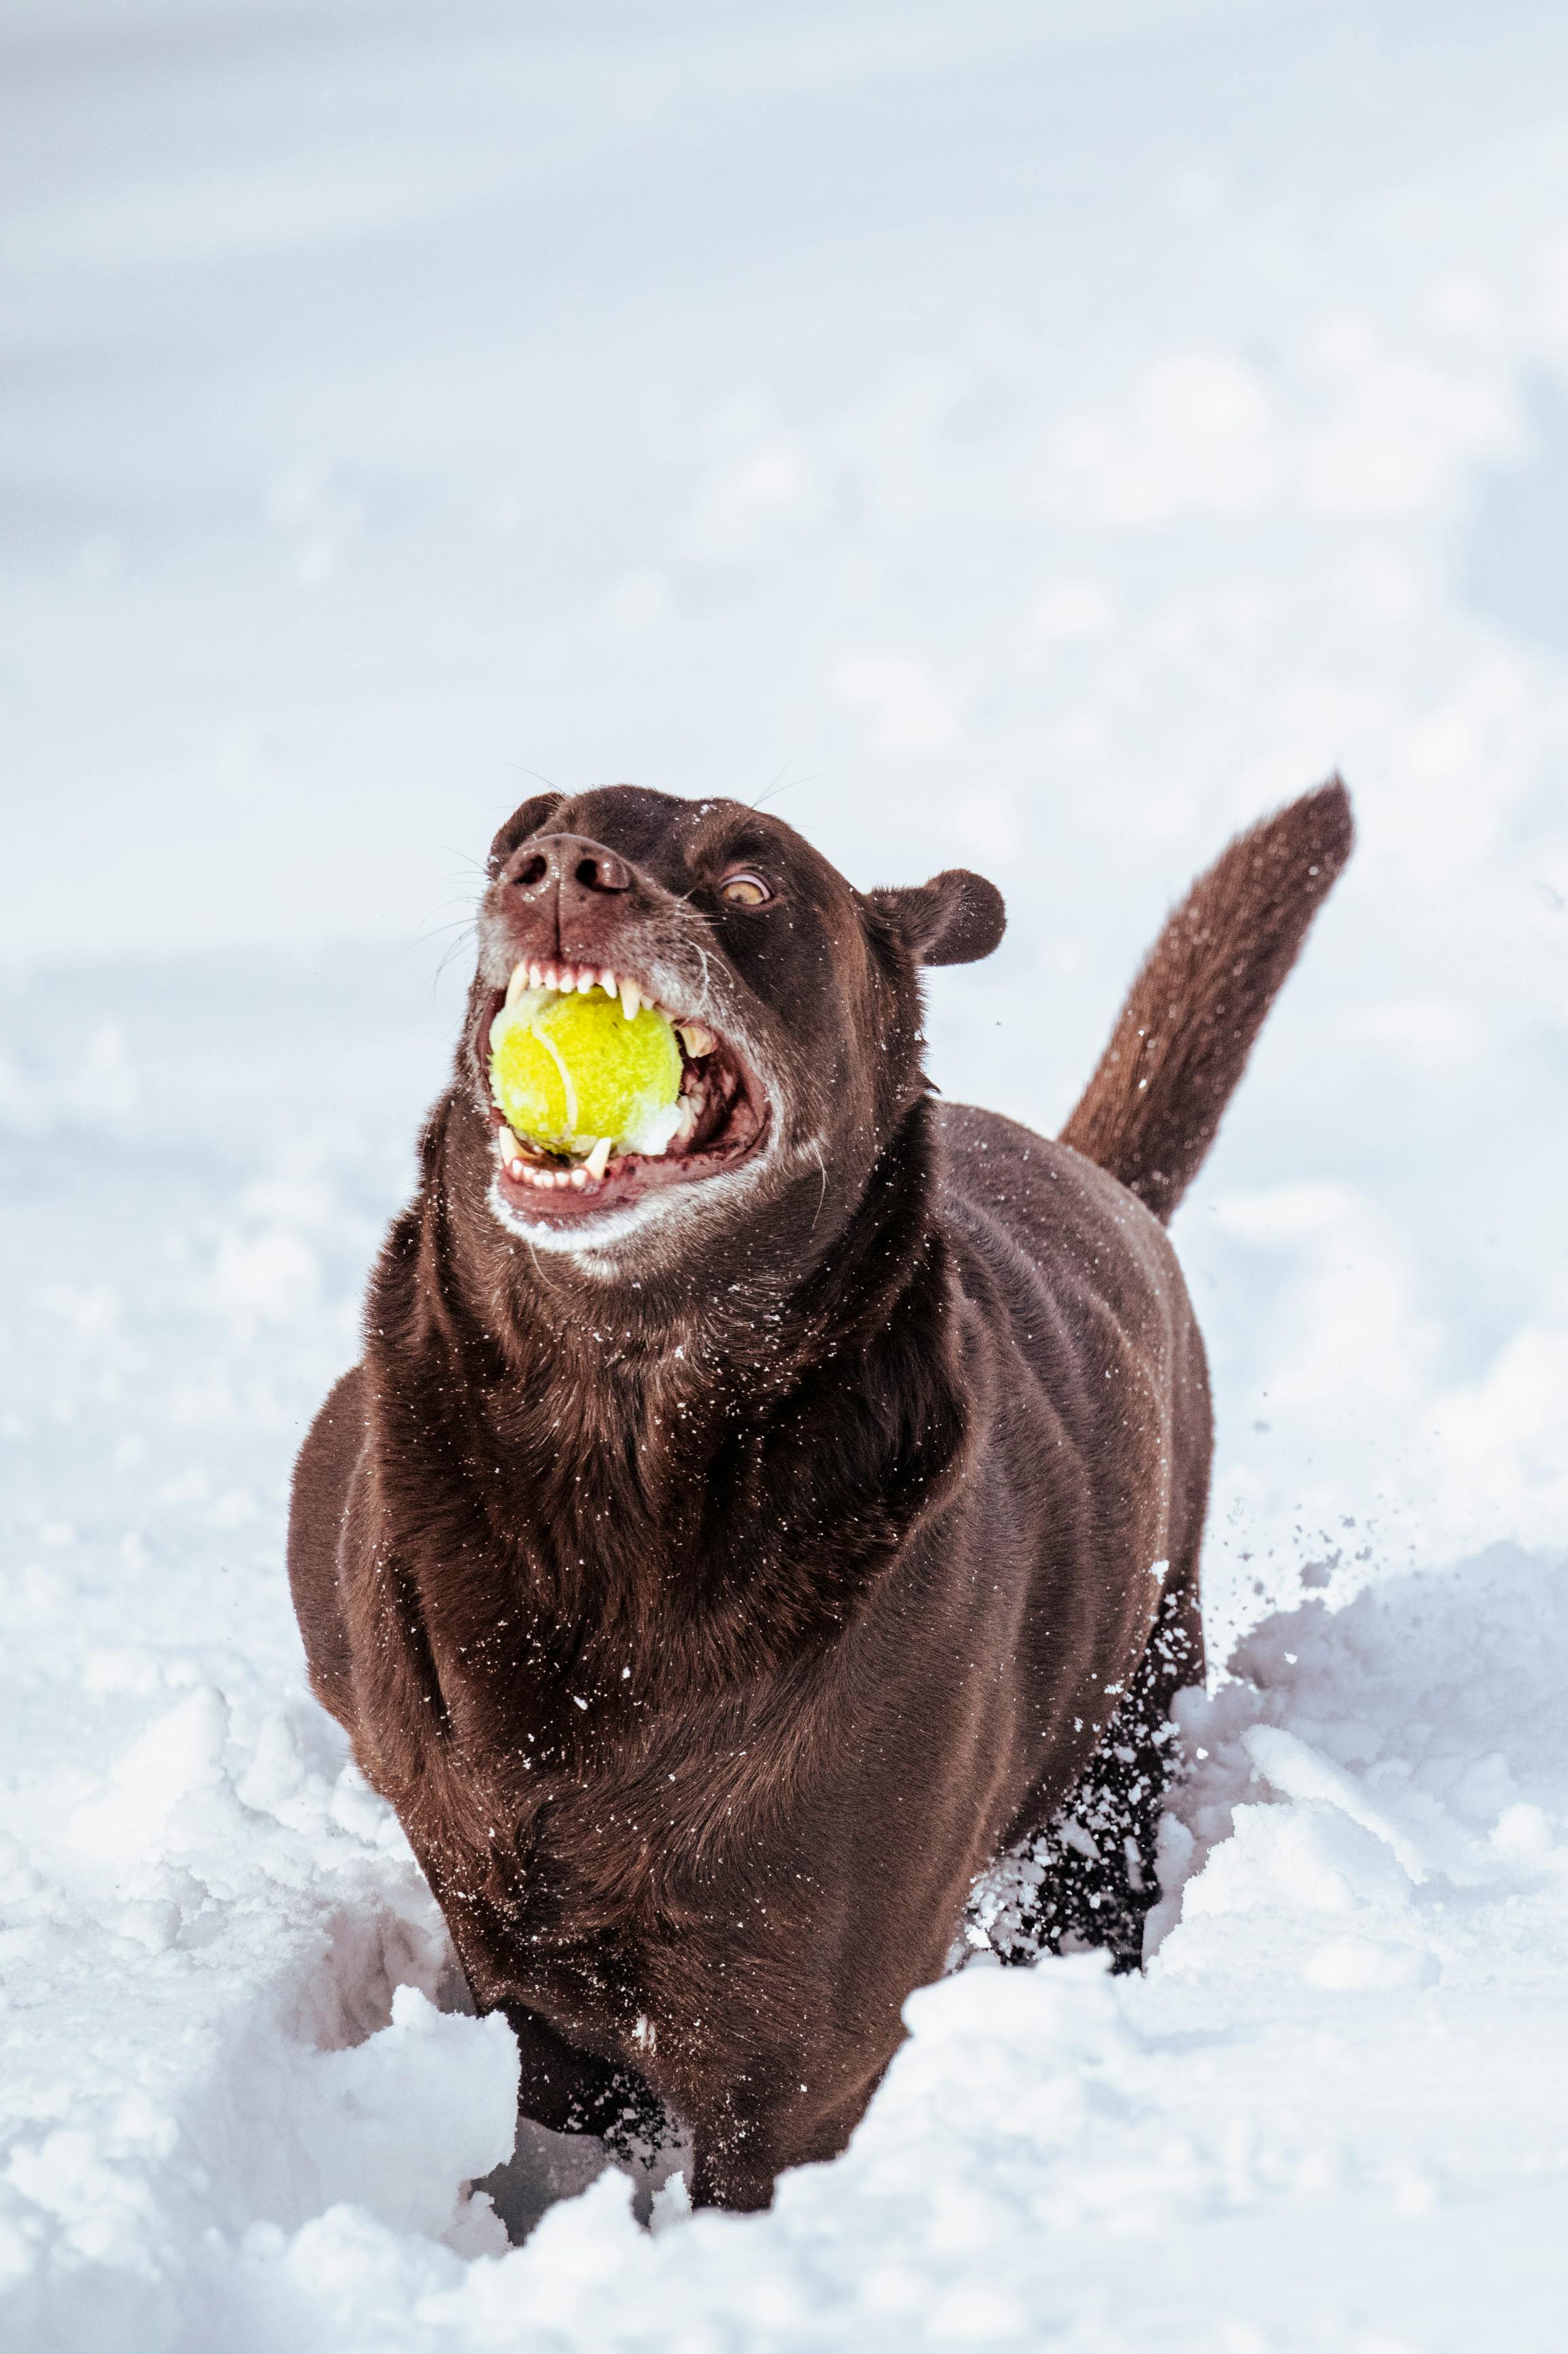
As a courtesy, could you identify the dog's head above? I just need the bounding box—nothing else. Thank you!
[458,784,1004,1281]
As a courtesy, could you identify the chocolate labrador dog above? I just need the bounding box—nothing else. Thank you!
[289,777,1351,2209]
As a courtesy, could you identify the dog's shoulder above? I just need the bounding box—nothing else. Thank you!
[931,1100,1192,1364]
[286,1363,368,1735]
[932,1099,1169,1253]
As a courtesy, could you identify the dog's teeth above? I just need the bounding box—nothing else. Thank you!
[569,1166,588,1188]
[600,969,618,997]
[527,961,544,988]
[673,1094,698,1141]
[584,1136,613,1181]
[619,980,641,1021]
[504,964,531,1010]
[576,969,594,994]
[677,1022,715,1057]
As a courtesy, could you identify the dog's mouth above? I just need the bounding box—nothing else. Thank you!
[474,958,772,1224]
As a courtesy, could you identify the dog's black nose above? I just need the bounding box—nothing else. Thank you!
[510,834,632,898]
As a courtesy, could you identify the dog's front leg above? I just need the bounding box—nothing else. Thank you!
[501,2001,660,2145]
[687,2061,885,2211]
[690,2116,775,2212]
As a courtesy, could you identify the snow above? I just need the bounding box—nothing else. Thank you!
[3,1,1568,2347]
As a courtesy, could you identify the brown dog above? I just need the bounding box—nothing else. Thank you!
[288,778,1351,2210]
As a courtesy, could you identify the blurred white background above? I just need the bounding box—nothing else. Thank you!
[3,0,1566,1613]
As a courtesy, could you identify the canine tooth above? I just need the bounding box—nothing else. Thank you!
[677,1021,715,1057]
[619,979,641,1021]
[505,963,531,1009]
[584,1136,613,1181]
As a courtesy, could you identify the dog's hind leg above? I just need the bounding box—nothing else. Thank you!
[1034,1567,1200,1970]
[989,1277,1213,1972]
[970,1565,1205,1974]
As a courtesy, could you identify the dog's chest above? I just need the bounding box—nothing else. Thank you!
[408,1724,767,2039]
[407,1685,732,1935]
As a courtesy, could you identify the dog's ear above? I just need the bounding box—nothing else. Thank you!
[488,792,563,876]
[868,869,1006,967]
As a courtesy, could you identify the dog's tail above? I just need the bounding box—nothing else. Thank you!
[1059,777,1353,1224]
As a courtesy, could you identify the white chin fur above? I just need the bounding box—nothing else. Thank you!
[486,1174,678,1256]
[484,1143,779,1267]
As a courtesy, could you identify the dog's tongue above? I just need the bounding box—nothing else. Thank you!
[488,985,684,1159]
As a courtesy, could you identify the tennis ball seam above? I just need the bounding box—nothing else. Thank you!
[532,1021,580,1137]
[488,986,683,1158]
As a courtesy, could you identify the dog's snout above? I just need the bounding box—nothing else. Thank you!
[510,834,632,901]
[572,844,631,893]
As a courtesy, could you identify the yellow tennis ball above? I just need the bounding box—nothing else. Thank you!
[489,987,683,1156]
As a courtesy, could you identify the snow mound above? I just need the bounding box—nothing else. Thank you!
[7,1543,1565,2350]
[0,1687,518,2354]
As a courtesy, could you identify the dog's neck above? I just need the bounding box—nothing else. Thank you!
[361,1094,970,1745]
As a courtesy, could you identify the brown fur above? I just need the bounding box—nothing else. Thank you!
[287,779,1351,2210]
[1061,777,1354,1221]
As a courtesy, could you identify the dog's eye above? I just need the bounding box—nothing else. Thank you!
[719,871,771,907]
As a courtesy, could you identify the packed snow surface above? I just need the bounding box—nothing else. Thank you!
[5,1,1568,2348]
